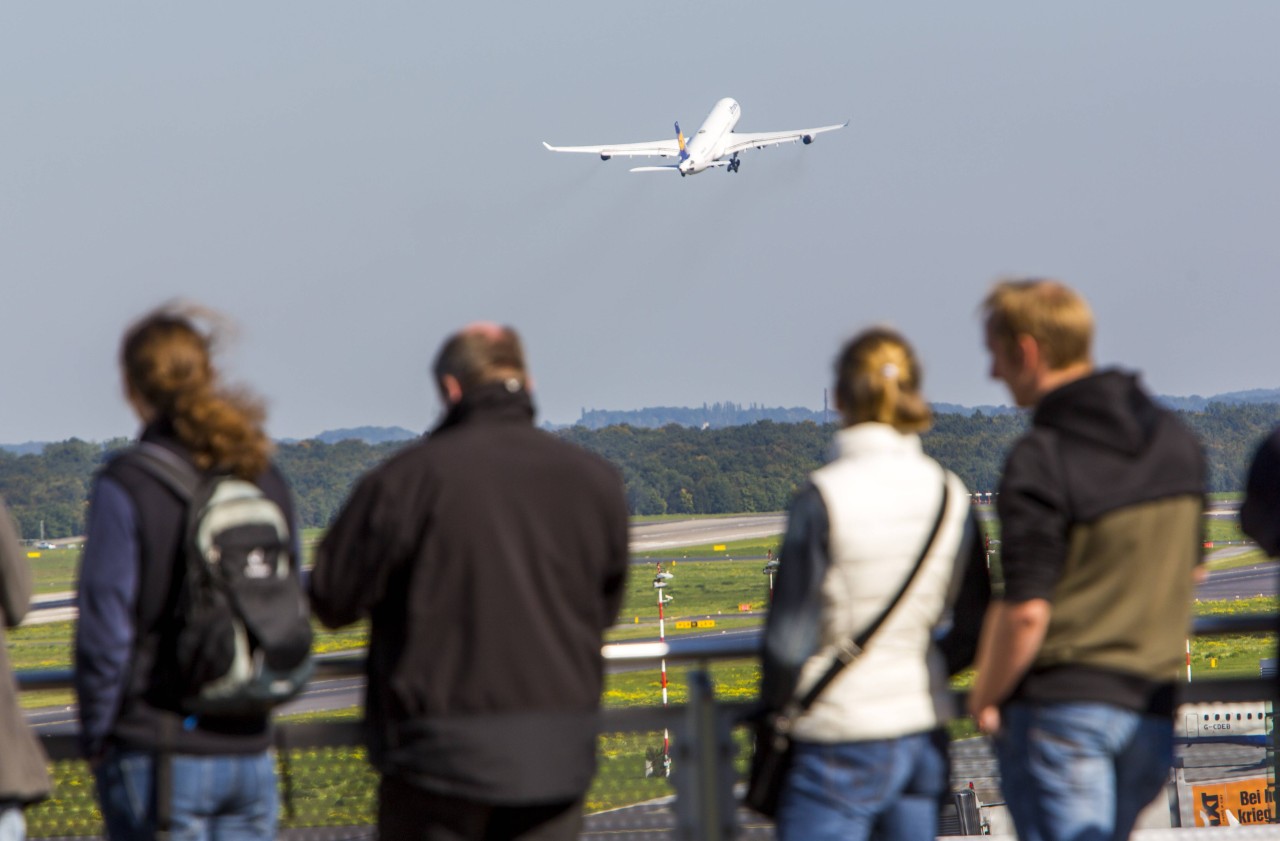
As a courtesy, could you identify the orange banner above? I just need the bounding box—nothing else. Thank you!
[1192,777,1275,826]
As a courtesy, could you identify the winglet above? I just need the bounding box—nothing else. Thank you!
[675,122,689,161]
[542,142,554,150]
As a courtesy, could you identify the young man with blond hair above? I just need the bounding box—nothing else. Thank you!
[969,279,1205,841]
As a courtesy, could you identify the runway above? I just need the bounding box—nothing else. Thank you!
[629,515,786,553]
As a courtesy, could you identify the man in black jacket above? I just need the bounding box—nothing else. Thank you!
[310,323,629,841]
[968,280,1205,841]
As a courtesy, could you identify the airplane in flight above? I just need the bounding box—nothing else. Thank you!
[542,98,848,176]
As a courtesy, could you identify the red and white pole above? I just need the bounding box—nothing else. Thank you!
[653,563,672,775]
[658,576,670,765]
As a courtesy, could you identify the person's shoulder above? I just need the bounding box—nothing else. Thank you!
[1258,426,1280,462]
[97,444,161,492]
[544,428,618,464]
[98,444,140,475]
[1005,424,1058,465]
[354,435,435,485]
[529,428,622,480]
[942,466,971,498]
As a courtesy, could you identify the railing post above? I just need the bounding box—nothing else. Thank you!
[1271,699,1279,823]
[673,666,736,841]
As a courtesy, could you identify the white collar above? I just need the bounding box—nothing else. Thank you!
[830,422,923,460]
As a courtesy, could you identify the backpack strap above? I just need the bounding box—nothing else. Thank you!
[127,442,201,504]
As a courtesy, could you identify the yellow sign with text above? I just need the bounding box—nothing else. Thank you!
[1192,778,1275,826]
[713,545,726,552]
[675,620,716,629]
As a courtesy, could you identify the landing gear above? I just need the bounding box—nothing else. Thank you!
[727,154,741,173]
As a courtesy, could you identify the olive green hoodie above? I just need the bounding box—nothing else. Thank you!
[997,370,1205,713]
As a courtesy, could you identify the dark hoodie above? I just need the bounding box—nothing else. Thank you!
[1242,427,1280,557]
[997,370,1205,713]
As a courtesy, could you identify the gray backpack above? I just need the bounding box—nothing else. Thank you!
[130,443,313,717]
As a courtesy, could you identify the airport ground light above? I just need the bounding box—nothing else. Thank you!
[651,564,674,777]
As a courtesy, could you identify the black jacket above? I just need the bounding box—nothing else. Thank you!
[998,370,1205,713]
[310,383,629,804]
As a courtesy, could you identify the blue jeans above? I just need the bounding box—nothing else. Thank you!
[775,730,948,841]
[994,702,1172,841]
[94,749,278,841]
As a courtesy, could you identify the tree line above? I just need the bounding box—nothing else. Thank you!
[3,403,1278,538]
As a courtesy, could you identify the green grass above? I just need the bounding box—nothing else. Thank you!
[619,558,774,621]
[1189,597,1277,679]
[8,620,75,672]
[1204,518,1248,544]
[24,548,81,595]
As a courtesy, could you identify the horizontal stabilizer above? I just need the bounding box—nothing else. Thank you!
[630,165,680,173]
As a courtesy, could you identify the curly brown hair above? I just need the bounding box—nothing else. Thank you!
[120,305,271,479]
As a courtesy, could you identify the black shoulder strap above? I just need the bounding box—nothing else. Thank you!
[127,442,201,503]
[796,478,953,711]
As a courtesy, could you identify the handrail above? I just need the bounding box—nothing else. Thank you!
[16,613,1276,692]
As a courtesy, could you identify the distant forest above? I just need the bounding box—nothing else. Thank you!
[572,401,1021,429]
[572,389,1280,430]
[2,403,1278,539]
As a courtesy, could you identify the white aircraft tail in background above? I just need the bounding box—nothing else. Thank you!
[542,98,847,176]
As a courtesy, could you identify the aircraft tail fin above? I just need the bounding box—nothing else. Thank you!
[675,122,689,161]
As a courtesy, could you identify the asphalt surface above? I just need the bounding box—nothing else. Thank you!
[1197,560,1278,600]
[629,515,786,553]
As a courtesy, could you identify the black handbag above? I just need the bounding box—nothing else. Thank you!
[746,481,952,818]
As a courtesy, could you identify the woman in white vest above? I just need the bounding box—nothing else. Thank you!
[761,327,990,841]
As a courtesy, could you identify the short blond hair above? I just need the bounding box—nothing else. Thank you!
[982,278,1093,369]
[834,327,931,433]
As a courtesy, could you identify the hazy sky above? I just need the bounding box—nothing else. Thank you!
[3,4,1277,444]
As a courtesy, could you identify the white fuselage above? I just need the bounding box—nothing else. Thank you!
[679,98,741,175]
[1178,701,1271,744]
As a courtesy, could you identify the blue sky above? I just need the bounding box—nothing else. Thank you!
[3,3,1277,442]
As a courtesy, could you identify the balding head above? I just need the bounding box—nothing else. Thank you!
[433,323,528,404]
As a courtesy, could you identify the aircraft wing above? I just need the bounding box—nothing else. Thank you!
[542,139,684,158]
[720,121,848,156]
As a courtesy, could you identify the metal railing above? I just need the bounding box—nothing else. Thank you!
[15,613,1280,839]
